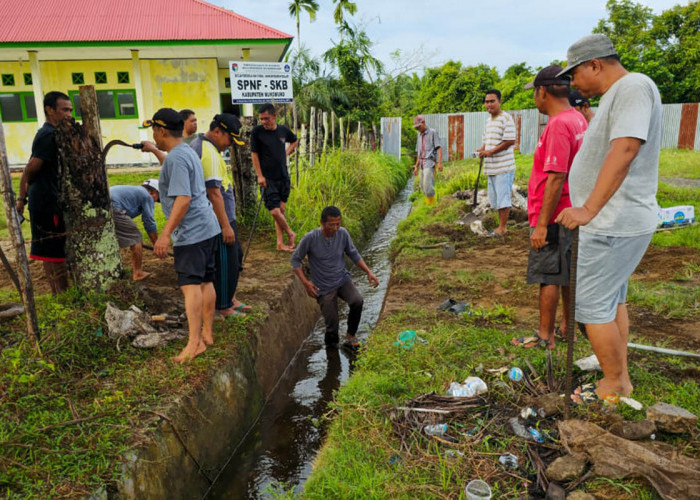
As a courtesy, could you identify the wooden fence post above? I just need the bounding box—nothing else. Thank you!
[331,111,336,150]
[0,118,40,345]
[339,117,345,151]
[309,107,316,167]
[322,111,329,157]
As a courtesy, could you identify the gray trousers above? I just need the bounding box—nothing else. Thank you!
[317,280,364,345]
[420,166,435,198]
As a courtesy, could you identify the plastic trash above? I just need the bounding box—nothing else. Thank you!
[508,367,524,381]
[424,423,448,436]
[520,407,537,420]
[465,479,492,500]
[445,449,465,460]
[574,354,601,371]
[463,376,488,396]
[447,382,470,397]
[620,397,643,411]
[394,330,416,350]
[508,417,531,440]
[499,453,518,469]
[528,427,544,443]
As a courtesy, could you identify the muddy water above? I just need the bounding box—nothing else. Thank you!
[205,180,414,499]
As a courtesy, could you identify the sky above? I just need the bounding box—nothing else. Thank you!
[211,0,685,75]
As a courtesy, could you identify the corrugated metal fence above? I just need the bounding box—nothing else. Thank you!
[380,117,401,160]
[384,103,700,159]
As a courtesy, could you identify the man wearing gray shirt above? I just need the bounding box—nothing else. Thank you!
[291,206,379,350]
[556,34,661,404]
[413,115,443,206]
[145,108,221,364]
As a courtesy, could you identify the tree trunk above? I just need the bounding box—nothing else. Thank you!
[339,117,345,151]
[55,86,122,291]
[322,111,329,156]
[309,107,316,167]
[230,116,258,218]
[0,118,40,344]
[331,111,336,150]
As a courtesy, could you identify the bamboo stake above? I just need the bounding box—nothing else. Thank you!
[322,111,329,156]
[331,110,336,150]
[339,117,345,151]
[0,118,40,345]
[309,107,316,167]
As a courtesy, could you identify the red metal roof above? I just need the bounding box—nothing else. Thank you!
[0,0,292,43]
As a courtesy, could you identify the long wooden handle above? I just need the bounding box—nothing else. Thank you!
[564,227,579,419]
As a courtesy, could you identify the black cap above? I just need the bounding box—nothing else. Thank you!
[143,108,184,131]
[212,113,244,146]
[524,65,571,90]
[568,90,590,107]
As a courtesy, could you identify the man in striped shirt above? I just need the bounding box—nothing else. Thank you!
[477,89,516,236]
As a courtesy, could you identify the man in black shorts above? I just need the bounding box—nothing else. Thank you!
[251,103,298,251]
[15,91,73,295]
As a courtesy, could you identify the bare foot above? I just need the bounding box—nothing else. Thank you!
[493,228,508,236]
[202,330,214,346]
[232,300,252,312]
[217,307,247,318]
[288,231,296,249]
[171,342,207,363]
[276,243,294,252]
[133,271,152,281]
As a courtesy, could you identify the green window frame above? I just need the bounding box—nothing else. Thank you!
[94,72,107,84]
[117,72,130,84]
[72,73,85,85]
[2,74,15,86]
[23,73,33,85]
[0,92,37,122]
[69,89,138,120]
[224,77,231,88]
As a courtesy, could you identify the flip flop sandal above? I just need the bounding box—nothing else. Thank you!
[342,338,360,352]
[511,335,552,350]
[571,383,600,405]
[554,327,577,343]
[447,302,469,314]
[437,298,457,310]
[234,303,252,312]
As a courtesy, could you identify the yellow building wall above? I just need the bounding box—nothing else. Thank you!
[1,57,223,165]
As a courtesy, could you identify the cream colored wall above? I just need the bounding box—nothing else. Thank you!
[1,57,223,165]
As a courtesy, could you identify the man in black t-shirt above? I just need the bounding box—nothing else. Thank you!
[15,91,73,295]
[250,103,298,252]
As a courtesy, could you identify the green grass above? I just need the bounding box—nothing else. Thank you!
[302,158,700,500]
[0,151,409,499]
[658,149,700,179]
[627,279,699,319]
[652,181,699,249]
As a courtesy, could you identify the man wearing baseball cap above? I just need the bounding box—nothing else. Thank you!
[512,65,587,350]
[109,179,160,281]
[568,90,595,124]
[412,115,443,205]
[189,113,251,318]
[555,34,662,404]
[144,108,222,363]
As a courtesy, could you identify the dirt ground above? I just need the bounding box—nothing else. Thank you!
[383,221,700,352]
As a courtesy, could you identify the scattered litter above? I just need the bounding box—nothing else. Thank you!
[447,382,471,397]
[104,302,157,340]
[470,220,490,237]
[423,423,448,436]
[394,330,416,349]
[657,204,694,228]
[528,427,544,443]
[619,397,643,411]
[465,479,492,500]
[388,455,402,465]
[559,419,700,500]
[574,354,601,371]
[508,417,532,441]
[131,329,186,348]
[445,449,465,460]
[520,407,537,420]
[498,453,518,469]
[486,367,508,375]
[463,376,488,396]
[508,367,524,381]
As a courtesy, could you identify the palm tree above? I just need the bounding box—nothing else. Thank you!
[332,0,357,26]
[288,0,319,56]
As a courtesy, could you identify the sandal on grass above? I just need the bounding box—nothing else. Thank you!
[342,337,360,352]
[571,383,600,405]
[511,335,552,350]
[234,302,252,312]
[554,326,577,343]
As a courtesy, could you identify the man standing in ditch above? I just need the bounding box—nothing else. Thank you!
[109,179,160,281]
[413,115,443,205]
[251,103,298,251]
[476,89,516,237]
[291,206,379,350]
[555,34,662,403]
[511,66,587,350]
[189,113,252,318]
[145,108,221,363]
[15,91,73,295]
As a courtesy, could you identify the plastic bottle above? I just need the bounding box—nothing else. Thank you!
[498,453,518,469]
[447,382,470,397]
[424,423,448,436]
[463,376,488,396]
[528,427,544,443]
[508,367,524,382]
[520,407,537,420]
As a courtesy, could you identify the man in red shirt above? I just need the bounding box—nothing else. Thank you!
[512,66,587,349]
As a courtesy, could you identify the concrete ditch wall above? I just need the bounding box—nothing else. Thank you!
[110,278,319,499]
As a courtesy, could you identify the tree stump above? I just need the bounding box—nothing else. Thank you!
[55,118,122,290]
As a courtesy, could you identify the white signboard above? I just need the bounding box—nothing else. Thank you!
[229,61,294,104]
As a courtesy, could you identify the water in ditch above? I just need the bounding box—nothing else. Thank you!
[205,179,414,499]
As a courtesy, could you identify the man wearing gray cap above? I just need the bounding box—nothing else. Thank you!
[555,34,662,404]
[413,115,443,205]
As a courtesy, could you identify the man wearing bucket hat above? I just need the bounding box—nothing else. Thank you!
[555,34,662,403]
[109,179,160,281]
[189,113,251,318]
[413,115,443,205]
[511,65,587,350]
[144,108,222,363]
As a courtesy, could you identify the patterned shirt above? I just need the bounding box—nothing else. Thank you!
[482,111,516,175]
[414,127,442,168]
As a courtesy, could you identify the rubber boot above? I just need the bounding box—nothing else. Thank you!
[425,195,435,205]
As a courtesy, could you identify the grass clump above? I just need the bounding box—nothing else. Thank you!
[627,279,699,319]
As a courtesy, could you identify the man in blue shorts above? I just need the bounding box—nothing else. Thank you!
[556,34,661,403]
[251,103,298,251]
[145,108,221,363]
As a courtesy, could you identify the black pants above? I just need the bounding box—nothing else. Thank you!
[317,280,364,345]
[214,220,242,310]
